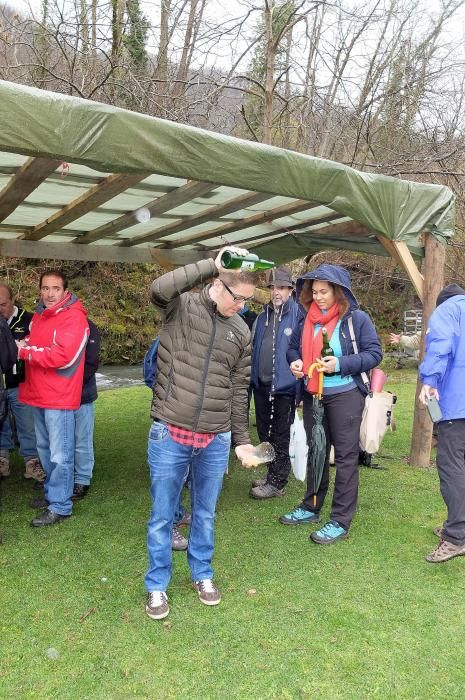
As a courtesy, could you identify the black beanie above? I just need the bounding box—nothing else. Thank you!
[436,284,465,307]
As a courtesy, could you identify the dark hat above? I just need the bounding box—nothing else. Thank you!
[436,283,465,307]
[266,266,294,288]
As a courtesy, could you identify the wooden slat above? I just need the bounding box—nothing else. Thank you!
[75,181,217,245]
[120,190,273,248]
[159,200,319,249]
[0,157,61,223]
[21,173,149,241]
[377,237,424,298]
[205,212,346,250]
[0,237,156,264]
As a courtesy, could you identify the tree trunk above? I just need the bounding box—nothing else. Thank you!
[263,1,276,145]
[409,233,445,467]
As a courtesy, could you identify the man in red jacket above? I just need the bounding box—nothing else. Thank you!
[17,271,89,527]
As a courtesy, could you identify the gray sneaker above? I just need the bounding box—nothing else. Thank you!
[426,539,465,563]
[251,476,267,488]
[24,457,46,483]
[0,454,10,478]
[172,525,188,551]
[250,482,285,499]
[193,579,221,606]
[146,591,169,619]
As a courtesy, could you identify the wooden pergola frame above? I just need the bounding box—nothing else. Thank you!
[0,80,455,468]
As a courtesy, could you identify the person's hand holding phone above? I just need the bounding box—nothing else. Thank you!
[419,384,439,405]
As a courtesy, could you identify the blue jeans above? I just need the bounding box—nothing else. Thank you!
[0,387,38,459]
[145,421,231,592]
[32,408,75,516]
[74,402,95,486]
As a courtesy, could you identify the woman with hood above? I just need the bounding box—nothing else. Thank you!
[280,264,382,544]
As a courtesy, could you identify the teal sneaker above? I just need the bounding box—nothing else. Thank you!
[310,520,348,544]
[279,507,321,525]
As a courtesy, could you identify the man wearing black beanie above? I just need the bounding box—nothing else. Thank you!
[419,282,465,562]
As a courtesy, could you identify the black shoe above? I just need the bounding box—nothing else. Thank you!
[31,509,71,527]
[30,497,49,509]
[72,484,89,500]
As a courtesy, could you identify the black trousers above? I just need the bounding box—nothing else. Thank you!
[437,419,465,546]
[300,387,364,529]
[253,385,295,489]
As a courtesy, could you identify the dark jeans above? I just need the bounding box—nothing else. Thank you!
[436,419,465,546]
[253,385,295,489]
[300,388,364,529]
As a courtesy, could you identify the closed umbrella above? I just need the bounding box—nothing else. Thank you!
[308,363,326,509]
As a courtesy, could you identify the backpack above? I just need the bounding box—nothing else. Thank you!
[143,337,160,389]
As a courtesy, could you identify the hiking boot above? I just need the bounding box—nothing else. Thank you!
[24,457,46,483]
[279,507,320,525]
[251,476,267,488]
[177,511,192,526]
[172,525,188,551]
[425,539,465,563]
[31,496,49,509]
[72,484,89,500]
[250,482,285,499]
[31,509,71,527]
[433,526,444,538]
[145,591,169,620]
[0,455,10,478]
[193,579,221,606]
[310,520,348,545]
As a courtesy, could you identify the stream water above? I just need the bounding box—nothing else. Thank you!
[96,365,144,391]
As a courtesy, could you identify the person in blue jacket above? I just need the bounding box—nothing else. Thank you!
[280,263,382,544]
[250,267,303,499]
[419,283,465,563]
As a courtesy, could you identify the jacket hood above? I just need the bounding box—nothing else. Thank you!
[295,264,359,311]
[36,292,87,317]
[436,284,465,307]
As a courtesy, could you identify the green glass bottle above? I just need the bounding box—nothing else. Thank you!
[220,251,274,272]
[321,328,334,357]
[15,359,26,383]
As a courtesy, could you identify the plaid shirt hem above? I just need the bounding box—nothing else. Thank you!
[167,423,216,448]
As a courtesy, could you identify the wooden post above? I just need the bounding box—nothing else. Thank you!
[409,233,445,467]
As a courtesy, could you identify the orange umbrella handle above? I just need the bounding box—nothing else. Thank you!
[308,361,324,400]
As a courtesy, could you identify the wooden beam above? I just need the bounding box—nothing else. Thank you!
[377,236,424,299]
[0,157,61,223]
[120,190,273,248]
[159,200,319,249]
[0,238,156,264]
[21,173,149,241]
[409,232,445,468]
[202,213,347,250]
[75,181,217,245]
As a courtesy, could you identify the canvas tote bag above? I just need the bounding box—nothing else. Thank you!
[347,317,395,454]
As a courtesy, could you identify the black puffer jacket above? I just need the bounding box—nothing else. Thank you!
[0,317,17,418]
[150,259,251,446]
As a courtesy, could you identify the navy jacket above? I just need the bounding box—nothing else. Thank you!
[81,320,100,405]
[288,264,382,396]
[251,297,304,395]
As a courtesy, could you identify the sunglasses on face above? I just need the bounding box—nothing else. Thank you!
[221,279,254,304]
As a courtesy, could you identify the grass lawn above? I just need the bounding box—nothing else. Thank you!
[2,369,465,699]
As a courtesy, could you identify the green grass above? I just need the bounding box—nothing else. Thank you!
[1,372,465,699]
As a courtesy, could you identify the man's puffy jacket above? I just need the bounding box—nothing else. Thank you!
[420,294,465,421]
[150,259,251,446]
[18,293,89,410]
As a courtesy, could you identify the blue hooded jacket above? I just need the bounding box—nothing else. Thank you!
[251,296,304,395]
[287,264,382,396]
[419,288,465,421]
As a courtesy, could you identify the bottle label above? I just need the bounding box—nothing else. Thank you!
[240,261,255,271]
